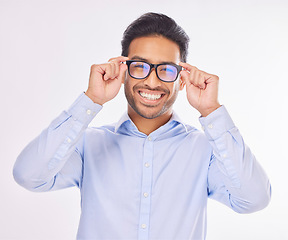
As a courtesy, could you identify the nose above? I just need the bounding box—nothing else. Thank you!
[143,68,162,88]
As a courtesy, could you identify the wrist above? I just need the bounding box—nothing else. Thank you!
[199,104,221,117]
[85,91,105,105]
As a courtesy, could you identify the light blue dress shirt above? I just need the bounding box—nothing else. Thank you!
[13,93,271,240]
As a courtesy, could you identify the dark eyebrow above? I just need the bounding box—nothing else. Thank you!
[130,56,177,65]
[131,56,147,61]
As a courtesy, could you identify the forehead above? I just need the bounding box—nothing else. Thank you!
[128,36,181,64]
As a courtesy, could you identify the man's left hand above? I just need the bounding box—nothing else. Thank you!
[179,62,221,117]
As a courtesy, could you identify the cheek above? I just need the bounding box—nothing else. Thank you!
[169,82,180,95]
[124,78,137,96]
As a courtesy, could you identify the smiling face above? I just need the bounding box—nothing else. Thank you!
[124,35,185,120]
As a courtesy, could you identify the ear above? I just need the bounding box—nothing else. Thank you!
[179,75,186,91]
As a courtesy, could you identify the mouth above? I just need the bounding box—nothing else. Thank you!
[137,90,166,104]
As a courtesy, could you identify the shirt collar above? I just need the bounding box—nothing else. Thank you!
[114,113,133,133]
[114,111,188,135]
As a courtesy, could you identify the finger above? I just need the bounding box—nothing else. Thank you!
[181,68,197,85]
[118,62,128,81]
[109,56,129,63]
[180,70,190,84]
[181,64,208,89]
[179,62,198,72]
[194,71,206,90]
[113,61,120,78]
[180,62,212,77]
[179,63,199,83]
[111,62,117,79]
[195,71,218,89]
[103,64,114,81]
[181,68,205,90]
[108,58,124,80]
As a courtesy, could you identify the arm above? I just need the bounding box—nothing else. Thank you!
[13,93,102,191]
[200,106,271,213]
[13,56,128,192]
[179,62,271,213]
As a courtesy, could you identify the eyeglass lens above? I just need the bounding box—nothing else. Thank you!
[128,61,178,82]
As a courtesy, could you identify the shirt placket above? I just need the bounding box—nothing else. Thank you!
[138,135,154,240]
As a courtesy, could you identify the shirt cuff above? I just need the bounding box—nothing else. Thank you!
[68,92,103,126]
[199,106,235,141]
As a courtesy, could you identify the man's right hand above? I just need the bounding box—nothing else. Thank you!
[85,56,129,105]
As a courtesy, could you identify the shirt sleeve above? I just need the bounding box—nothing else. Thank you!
[199,106,271,213]
[13,93,102,192]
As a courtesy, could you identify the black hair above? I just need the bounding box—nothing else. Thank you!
[121,12,189,62]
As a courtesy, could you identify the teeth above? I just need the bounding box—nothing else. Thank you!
[140,91,162,100]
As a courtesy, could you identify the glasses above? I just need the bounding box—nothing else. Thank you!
[126,60,182,82]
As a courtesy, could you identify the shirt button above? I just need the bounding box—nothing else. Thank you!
[144,162,150,168]
[67,138,72,143]
[141,224,147,229]
[223,154,227,158]
[143,192,149,198]
[148,136,152,141]
[86,109,92,115]
[208,124,213,129]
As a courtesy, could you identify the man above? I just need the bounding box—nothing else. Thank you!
[13,12,271,240]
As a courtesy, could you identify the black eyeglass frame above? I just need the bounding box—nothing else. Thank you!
[126,60,182,83]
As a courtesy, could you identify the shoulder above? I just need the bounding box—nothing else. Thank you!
[181,123,211,147]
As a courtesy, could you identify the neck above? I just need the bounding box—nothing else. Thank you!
[128,107,173,136]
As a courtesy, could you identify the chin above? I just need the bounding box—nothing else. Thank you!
[133,104,169,119]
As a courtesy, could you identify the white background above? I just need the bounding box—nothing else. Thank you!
[1,0,287,239]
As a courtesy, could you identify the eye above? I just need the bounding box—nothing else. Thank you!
[161,68,173,73]
[159,65,175,73]
[133,63,148,69]
[134,64,145,68]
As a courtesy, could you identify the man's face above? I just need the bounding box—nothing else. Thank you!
[124,35,184,119]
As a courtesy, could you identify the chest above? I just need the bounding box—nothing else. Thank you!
[81,133,211,198]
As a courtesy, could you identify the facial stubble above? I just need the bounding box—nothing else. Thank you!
[124,79,180,119]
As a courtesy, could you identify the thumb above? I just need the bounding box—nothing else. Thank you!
[180,70,190,84]
[119,63,128,83]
